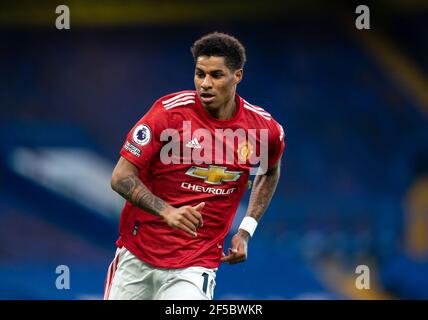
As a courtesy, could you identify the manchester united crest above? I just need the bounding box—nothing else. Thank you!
[237,141,254,162]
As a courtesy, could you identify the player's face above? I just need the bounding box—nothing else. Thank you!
[194,56,243,109]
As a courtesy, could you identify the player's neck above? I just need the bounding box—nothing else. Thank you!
[205,95,237,121]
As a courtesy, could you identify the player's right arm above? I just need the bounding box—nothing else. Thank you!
[111,94,203,237]
[111,157,204,237]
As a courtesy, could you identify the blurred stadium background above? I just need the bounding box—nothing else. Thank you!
[1,0,428,299]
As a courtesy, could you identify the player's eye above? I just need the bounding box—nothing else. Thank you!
[195,71,205,78]
[212,73,223,79]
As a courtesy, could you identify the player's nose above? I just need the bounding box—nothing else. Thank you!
[201,75,213,89]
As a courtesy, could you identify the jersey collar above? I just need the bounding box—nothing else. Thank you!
[194,91,243,126]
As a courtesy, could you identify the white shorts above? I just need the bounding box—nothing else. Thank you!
[104,247,217,300]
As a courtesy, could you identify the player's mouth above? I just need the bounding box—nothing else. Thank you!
[200,92,215,104]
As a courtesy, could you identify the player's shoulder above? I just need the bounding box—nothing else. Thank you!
[239,96,279,124]
[155,90,197,111]
[240,96,285,140]
[240,96,272,121]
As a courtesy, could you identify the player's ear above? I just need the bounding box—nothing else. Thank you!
[234,69,243,85]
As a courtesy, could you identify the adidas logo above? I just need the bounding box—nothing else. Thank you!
[185,137,202,149]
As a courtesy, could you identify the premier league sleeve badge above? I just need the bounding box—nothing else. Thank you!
[132,124,152,146]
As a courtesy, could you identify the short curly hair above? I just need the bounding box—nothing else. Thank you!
[191,32,246,71]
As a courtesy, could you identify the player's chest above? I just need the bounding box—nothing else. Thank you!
[160,117,267,172]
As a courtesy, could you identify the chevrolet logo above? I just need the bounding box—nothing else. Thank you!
[185,165,242,185]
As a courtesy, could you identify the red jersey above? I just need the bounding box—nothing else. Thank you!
[117,90,285,268]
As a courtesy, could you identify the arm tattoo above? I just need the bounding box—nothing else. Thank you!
[246,163,281,222]
[114,175,167,216]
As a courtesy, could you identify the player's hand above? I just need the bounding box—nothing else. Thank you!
[159,202,205,237]
[221,229,249,265]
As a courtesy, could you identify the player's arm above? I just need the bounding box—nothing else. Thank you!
[221,160,282,265]
[111,156,204,237]
[245,160,281,227]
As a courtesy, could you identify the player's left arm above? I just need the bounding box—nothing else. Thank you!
[222,119,285,265]
[221,159,282,265]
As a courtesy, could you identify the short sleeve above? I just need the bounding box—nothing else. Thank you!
[268,120,285,169]
[119,100,169,169]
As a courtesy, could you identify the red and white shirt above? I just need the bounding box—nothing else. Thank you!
[117,90,285,268]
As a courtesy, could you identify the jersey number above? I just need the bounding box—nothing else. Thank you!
[202,272,209,294]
